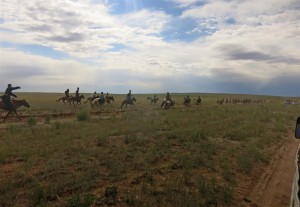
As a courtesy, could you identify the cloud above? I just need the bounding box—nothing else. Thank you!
[0,0,299,96]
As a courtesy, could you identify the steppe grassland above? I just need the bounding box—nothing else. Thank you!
[0,92,298,207]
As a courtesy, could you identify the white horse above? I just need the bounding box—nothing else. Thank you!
[91,98,105,108]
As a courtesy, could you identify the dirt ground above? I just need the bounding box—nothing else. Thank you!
[239,134,299,207]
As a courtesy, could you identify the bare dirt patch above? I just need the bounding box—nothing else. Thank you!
[238,135,299,207]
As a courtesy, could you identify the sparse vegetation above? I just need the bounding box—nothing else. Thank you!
[0,92,298,206]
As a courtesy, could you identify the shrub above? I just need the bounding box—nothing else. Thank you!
[66,194,95,207]
[77,111,90,122]
[27,116,37,126]
[44,114,52,124]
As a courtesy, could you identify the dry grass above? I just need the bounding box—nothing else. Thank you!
[0,92,299,206]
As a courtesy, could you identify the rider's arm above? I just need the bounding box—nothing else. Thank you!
[11,86,21,91]
[11,93,17,98]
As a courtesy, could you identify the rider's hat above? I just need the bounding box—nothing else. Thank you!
[8,83,12,87]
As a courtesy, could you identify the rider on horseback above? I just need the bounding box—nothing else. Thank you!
[166,92,172,102]
[65,88,70,97]
[3,84,21,110]
[99,92,105,101]
[93,91,97,99]
[75,87,80,98]
[127,90,132,101]
[161,92,172,108]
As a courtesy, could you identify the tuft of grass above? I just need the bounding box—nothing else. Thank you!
[66,193,95,207]
[44,114,52,124]
[77,111,90,121]
[27,116,37,126]
[96,134,108,146]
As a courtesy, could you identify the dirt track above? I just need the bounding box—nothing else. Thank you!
[240,135,299,207]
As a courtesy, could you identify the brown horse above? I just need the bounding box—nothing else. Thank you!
[68,95,85,105]
[106,96,114,106]
[121,97,136,108]
[147,96,159,104]
[56,96,69,104]
[0,99,30,122]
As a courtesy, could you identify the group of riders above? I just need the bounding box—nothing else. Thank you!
[1,83,201,111]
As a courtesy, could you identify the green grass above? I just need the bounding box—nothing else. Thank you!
[0,92,299,206]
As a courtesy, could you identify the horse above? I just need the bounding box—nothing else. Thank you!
[121,97,136,108]
[161,99,175,110]
[194,97,202,105]
[56,96,69,104]
[106,96,114,106]
[0,99,30,122]
[91,98,106,108]
[68,95,85,105]
[84,95,99,104]
[183,97,191,106]
[147,96,159,104]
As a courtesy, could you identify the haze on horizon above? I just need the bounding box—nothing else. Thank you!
[0,0,299,96]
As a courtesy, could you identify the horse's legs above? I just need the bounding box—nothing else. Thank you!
[3,111,11,122]
[14,110,21,120]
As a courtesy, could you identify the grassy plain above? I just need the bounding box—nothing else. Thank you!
[0,92,299,207]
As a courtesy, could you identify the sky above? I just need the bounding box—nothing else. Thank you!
[0,0,299,96]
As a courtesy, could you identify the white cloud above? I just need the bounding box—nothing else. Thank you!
[0,0,299,95]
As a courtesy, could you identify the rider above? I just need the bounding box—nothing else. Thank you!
[75,87,79,98]
[184,95,191,104]
[196,96,201,104]
[99,92,105,101]
[166,92,172,102]
[162,92,172,108]
[92,91,97,98]
[65,88,70,97]
[127,90,132,101]
[2,84,21,110]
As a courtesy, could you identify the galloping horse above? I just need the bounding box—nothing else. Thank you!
[0,99,30,122]
[121,97,136,108]
[69,95,85,105]
[56,96,69,104]
[91,98,105,108]
[161,99,175,110]
[183,97,191,106]
[106,96,114,106]
[84,95,99,104]
[147,96,159,104]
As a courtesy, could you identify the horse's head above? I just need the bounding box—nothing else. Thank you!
[132,97,136,102]
[80,95,85,99]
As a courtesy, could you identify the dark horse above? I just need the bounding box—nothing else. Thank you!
[68,95,85,105]
[183,97,191,106]
[121,97,136,108]
[146,96,159,104]
[56,96,69,104]
[106,96,114,106]
[0,99,30,122]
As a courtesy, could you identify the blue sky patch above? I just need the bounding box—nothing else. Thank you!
[161,17,217,42]
[0,42,69,60]
[107,0,184,16]
[106,43,128,52]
